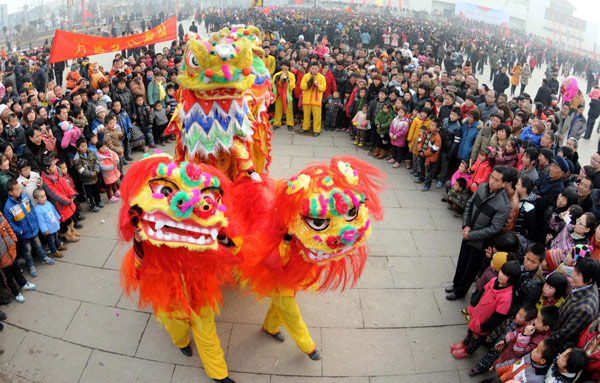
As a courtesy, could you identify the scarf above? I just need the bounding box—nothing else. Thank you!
[156,80,166,101]
[548,361,577,383]
[274,74,290,113]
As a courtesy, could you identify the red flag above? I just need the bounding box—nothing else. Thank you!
[293,0,302,4]
[84,8,93,18]
[547,37,551,47]
[50,16,177,63]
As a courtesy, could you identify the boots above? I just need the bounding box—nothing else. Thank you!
[377,149,388,159]
[369,147,381,157]
[405,160,412,169]
[64,224,80,243]
[69,222,81,239]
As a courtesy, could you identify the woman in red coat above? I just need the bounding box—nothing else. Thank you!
[41,158,78,242]
[578,319,600,382]
[320,65,337,100]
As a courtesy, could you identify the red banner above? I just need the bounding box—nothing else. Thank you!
[49,16,177,63]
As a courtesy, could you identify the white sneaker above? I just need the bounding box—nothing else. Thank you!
[15,293,25,303]
[21,282,36,291]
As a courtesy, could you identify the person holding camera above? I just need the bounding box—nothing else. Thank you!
[272,61,296,131]
[299,62,326,137]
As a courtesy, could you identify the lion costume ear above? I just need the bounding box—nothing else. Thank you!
[330,156,387,221]
[246,26,262,42]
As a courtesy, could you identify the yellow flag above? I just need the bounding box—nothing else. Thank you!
[375,0,382,6]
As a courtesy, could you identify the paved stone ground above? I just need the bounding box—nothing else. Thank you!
[1,17,599,383]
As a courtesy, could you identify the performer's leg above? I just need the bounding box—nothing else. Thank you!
[312,105,322,134]
[273,98,283,127]
[302,106,312,131]
[270,296,316,354]
[285,100,295,126]
[155,311,192,348]
[262,298,284,335]
[190,307,229,380]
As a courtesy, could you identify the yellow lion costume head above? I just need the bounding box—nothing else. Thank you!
[235,157,386,296]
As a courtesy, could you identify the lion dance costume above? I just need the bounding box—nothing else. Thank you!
[119,154,240,382]
[233,157,385,359]
[120,24,385,383]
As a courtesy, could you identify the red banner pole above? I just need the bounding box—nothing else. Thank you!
[82,0,86,25]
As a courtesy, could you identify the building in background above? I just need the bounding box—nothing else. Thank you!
[404,0,598,53]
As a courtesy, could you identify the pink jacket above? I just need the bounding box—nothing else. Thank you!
[96,149,121,185]
[61,126,82,149]
[467,278,513,335]
[451,170,472,186]
[494,325,550,367]
[389,116,409,147]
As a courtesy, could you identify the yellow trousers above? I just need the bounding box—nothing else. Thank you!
[302,105,322,133]
[156,307,228,380]
[273,97,294,127]
[262,295,316,354]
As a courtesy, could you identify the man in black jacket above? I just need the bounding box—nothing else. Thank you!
[446,167,510,300]
[53,61,66,87]
[534,79,553,108]
[492,66,510,96]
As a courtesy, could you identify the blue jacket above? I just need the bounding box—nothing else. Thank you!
[457,120,480,162]
[90,118,106,141]
[4,193,39,239]
[34,202,61,235]
[519,126,543,147]
[113,110,132,140]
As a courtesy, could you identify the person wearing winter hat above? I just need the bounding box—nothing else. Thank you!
[91,106,107,141]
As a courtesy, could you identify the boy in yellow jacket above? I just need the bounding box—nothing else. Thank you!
[300,62,327,137]
[272,61,296,131]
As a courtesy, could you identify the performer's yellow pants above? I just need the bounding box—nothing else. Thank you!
[274,97,294,127]
[302,105,322,134]
[262,295,316,354]
[156,307,228,380]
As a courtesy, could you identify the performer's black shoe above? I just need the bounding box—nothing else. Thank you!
[213,377,236,383]
[308,349,322,361]
[179,345,193,357]
[263,329,285,342]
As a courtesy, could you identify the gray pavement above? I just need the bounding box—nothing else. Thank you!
[1,18,600,383]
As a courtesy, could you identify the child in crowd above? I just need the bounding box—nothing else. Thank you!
[59,121,82,158]
[451,261,521,359]
[373,102,394,159]
[470,305,538,376]
[87,134,98,156]
[445,177,470,216]
[544,347,588,383]
[96,139,121,202]
[91,105,107,140]
[134,94,155,148]
[323,90,343,131]
[486,338,560,383]
[515,176,537,241]
[415,117,442,191]
[73,137,103,212]
[536,272,568,310]
[71,106,87,132]
[518,147,539,182]
[544,212,596,271]
[153,100,169,146]
[43,158,80,242]
[520,120,545,147]
[0,211,36,303]
[16,159,42,205]
[103,115,125,169]
[388,106,409,168]
[4,179,55,277]
[352,104,369,147]
[468,147,492,193]
[33,188,67,258]
[407,107,432,167]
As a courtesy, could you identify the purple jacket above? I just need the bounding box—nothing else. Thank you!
[389,116,409,147]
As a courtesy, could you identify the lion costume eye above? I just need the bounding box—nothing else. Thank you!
[149,179,178,197]
[186,50,201,69]
[344,206,359,221]
[304,217,330,231]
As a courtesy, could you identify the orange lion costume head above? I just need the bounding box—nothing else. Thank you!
[119,153,241,313]
[236,156,386,297]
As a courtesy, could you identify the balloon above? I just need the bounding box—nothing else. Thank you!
[561,77,579,102]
